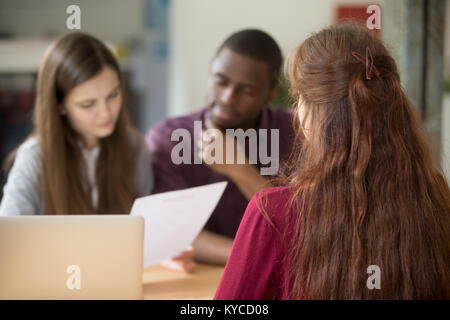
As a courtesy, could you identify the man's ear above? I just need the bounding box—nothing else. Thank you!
[267,85,280,102]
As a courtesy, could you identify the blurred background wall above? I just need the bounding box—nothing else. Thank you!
[0,0,145,43]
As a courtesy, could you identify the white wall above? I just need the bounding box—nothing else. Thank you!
[167,0,384,116]
[0,0,145,43]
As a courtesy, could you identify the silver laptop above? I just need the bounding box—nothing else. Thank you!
[0,215,144,300]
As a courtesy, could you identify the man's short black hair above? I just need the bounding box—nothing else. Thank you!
[216,29,282,87]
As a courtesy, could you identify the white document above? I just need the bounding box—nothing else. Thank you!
[130,181,228,267]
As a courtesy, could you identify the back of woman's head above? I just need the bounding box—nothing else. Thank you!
[283,22,450,299]
[35,32,138,214]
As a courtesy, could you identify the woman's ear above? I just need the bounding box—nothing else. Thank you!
[297,98,312,140]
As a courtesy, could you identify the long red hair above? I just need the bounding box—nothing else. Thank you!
[274,22,450,299]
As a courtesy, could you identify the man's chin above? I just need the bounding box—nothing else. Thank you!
[209,115,241,131]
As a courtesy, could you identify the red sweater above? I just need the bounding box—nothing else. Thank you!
[214,186,296,300]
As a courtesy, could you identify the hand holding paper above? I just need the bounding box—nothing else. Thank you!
[130,181,228,268]
[160,246,195,273]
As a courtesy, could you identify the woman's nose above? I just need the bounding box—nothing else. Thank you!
[98,102,111,119]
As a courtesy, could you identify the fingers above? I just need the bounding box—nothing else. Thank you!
[198,129,223,165]
[197,129,249,166]
[181,259,196,273]
[160,258,196,273]
[172,247,195,260]
[196,136,204,162]
[160,246,196,273]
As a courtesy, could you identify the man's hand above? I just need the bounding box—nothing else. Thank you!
[197,123,270,200]
[160,246,196,273]
[197,126,251,178]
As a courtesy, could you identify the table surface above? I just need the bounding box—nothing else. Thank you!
[143,264,224,300]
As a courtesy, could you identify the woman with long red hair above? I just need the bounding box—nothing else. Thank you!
[214,23,450,299]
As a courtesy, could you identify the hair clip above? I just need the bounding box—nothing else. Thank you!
[351,47,380,80]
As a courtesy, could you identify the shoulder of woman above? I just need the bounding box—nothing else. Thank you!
[18,136,40,152]
[0,136,43,215]
[249,186,295,231]
[15,136,42,167]
[253,186,293,214]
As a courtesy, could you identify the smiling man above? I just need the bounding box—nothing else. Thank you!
[145,29,295,266]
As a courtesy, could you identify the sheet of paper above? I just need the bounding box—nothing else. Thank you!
[130,181,228,267]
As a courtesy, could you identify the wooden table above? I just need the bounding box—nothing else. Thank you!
[143,264,224,300]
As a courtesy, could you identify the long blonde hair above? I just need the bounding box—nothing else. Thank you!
[34,32,139,214]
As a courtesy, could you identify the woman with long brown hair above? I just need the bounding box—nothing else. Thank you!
[214,23,450,299]
[0,32,152,215]
[0,32,196,273]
